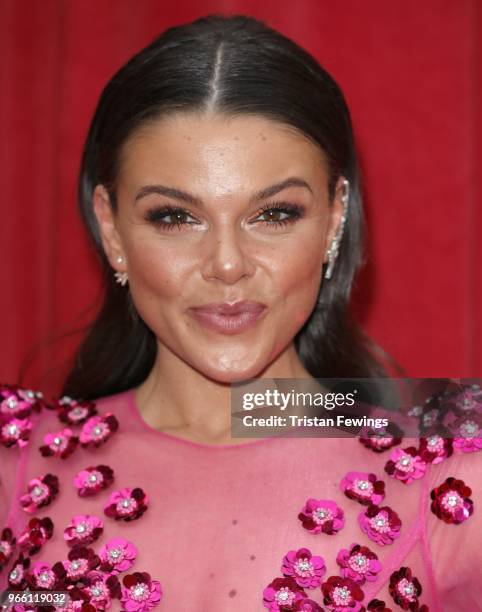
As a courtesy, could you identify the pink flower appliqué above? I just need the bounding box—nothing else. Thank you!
[298,499,345,535]
[121,571,163,611]
[339,472,385,506]
[451,415,482,453]
[0,527,16,571]
[7,552,31,590]
[99,537,138,574]
[74,465,114,497]
[358,505,402,546]
[430,477,474,524]
[336,543,381,584]
[80,413,119,448]
[321,575,365,611]
[104,487,149,522]
[64,515,104,547]
[18,517,54,556]
[57,396,98,426]
[0,417,33,448]
[84,570,122,608]
[30,560,66,590]
[359,425,402,453]
[384,447,426,484]
[281,547,326,589]
[263,576,307,611]
[20,473,59,513]
[39,428,79,459]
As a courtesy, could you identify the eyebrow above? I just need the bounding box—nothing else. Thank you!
[133,177,313,206]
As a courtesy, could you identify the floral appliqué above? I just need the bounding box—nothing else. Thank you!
[298,499,344,535]
[281,547,326,589]
[340,472,385,505]
[430,477,474,524]
[336,543,381,584]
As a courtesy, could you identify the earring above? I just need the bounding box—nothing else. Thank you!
[324,178,349,280]
[114,255,128,287]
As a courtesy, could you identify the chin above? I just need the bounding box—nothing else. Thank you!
[197,357,268,385]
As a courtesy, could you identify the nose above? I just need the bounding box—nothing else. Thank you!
[200,225,256,285]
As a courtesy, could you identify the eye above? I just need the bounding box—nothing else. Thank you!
[144,206,199,230]
[252,202,304,227]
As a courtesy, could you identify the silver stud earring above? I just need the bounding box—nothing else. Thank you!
[324,178,349,280]
[114,255,128,287]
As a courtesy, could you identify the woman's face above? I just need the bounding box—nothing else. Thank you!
[94,112,346,382]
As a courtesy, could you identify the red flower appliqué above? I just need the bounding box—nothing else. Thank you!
[20,473,59,513]
[430,477,474,524]
[281,547,326,589]
[298,499,345,535]
[418,434,453,464]
[121,571,163,611]
[263,576,307,611]
[56,395,98,426]
[104,487,149,522]
[336,543,381,584]
[358,505,402,546]
[74,464,114,497]
[388,567,422,611]
[321,575,364,611]
[0,527,16,571]
[62,545,100,583]
[17,516,54,556]
[359,425,402,453]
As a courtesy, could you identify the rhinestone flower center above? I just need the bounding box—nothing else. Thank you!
[295,557,314,577]
[275,587,295,606]
[313,506,333,524]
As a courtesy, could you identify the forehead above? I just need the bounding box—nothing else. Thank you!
[117,112,329,199]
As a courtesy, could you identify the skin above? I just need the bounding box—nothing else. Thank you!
[93,111,346,445]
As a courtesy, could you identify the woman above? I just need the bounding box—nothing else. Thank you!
[0,14,480,612]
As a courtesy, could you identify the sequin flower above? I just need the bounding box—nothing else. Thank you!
[358,425,402,453]
[30,560,66,590]
[282,547,326,589]
[340,472,385,506]
[298,499,345,535]
[336,543,381,584]
[263,576,307,611]
[121,571,163,611]
[57,396,98,426]
[388,567,422,610]
[0,527,16,571]
[83,570,122,608]
[0,417,33,448]
[358,505,402,546]
[0,388,38,419]
[384,447,426,484]
[99,537,138,574]
[430,477,474,524]
[80,413,119,448]
[39,428,79,459]
[7,552,31,590]
[20,473,59,513]
[64,515,104,547]
[418,434,453,464]
[63,545,100,582]
[17,516,54,556]
[367,600,393,612]
[74,465,114,497]
[321,575,364,611]
[104,487,149,522]
[451,415,482,453]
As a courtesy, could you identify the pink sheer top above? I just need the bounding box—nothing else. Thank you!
[0,386,481,611]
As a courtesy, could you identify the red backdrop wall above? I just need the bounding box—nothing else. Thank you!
[1,0,481,399]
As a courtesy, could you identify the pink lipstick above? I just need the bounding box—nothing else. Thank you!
[188,300,267,335]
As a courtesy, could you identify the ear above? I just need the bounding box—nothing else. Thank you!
[92,185,126,271]
[322,176,348,263]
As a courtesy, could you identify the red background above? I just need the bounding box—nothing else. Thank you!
[1,0,481,398]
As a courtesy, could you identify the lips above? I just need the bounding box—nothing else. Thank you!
[187,300,267,334]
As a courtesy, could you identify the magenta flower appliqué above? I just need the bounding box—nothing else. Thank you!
[321,575,364,611]
[121,571,163,611]
[384,447,426,484]
[39,428,79,459]
[358,505,402,546]
[339,472,385,506]
[83,570,122,609]
[20,473,59,513]
[18,516,54,556]
[64,515,104,547]
[7,552,31,590]
[298,499,345,535]
[0,417,33,448]
[263,576,307,611]
[62,545,100,582]
[0,527,16,571]
[430,477,474,524]
[31,560,66,590]
[74,464,114,497]
[281,547,326,589]
[451,415,482,453]
[104,487,149,522]
[418,434,453,464]
[99,537,138,574]
[336,543,381,584]
[56,396,98,426]
[388,566,422,610]
[80,413,119,448]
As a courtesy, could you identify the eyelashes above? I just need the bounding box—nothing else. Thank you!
[144,201,305,231]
